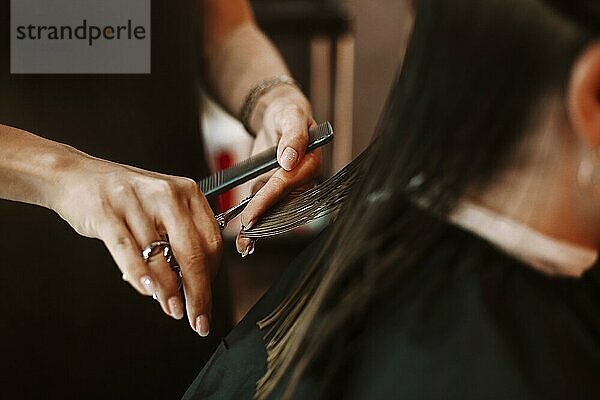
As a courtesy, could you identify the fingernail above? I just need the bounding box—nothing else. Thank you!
[140,275,156,295]
[241,245,250,258]
[196,315,210,337]
[241,240,256,258]
[152,293,159,302]
[280,147,298,171]
[122,273,128,281]
[168,297,184,320]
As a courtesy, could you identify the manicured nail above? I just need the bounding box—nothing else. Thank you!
[196,315,210,337]
[168,297,184,320]
[280,147,298,171]
[241,239,256,258]
[241,240,256,258]
[140,275,156,295]
[241,245,250,258]
[122,273,128,281]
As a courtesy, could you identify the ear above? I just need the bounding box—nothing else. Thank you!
[568,42,600,147]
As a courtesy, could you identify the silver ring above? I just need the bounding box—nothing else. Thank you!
[141,240,183,291]
[141,240,170,263]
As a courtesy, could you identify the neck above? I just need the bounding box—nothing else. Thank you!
[469,118,600,251]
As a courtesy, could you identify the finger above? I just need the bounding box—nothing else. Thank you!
[159,196,219,336]
[237,150,321,253]
[248,172,314,199]
[236,232,256,257]
[187,192,222,337]
[246,133,277,195]
[123,199,183,320]
[187,189,223,267]
[242,150,321,228]
[275,111,311,171]
[98,213,156,297]
[249,169,275,196]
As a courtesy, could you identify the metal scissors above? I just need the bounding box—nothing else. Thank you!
[160,121,334,288]
[214,195,254,230]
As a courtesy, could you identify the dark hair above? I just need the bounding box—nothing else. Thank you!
[256,0,595,398]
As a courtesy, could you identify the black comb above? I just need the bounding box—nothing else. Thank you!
[198,121,333,200]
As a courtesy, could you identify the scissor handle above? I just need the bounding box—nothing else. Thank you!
[215,196,254,230]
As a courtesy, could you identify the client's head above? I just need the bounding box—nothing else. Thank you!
[257,0,600,398]
[376,0,600,250]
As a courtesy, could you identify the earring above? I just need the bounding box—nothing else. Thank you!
[578,147,600,199]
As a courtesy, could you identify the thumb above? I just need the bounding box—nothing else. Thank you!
[276,116,313,171]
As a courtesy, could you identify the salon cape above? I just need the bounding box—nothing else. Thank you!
[183,203,600,399]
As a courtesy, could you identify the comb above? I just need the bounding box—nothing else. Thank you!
[199,121,334,200]
[239,148,368,238]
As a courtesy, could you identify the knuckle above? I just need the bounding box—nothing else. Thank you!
[178,177,199,193]
[153,179,178,198]
[252,190,269,205]
[112,234,135,250]
[206,234,223,256]
[275,107,300,128]
[112,183,129,196]
[269,175,289,193]
[106,172,133,192]
[181,247,207,270]
[108,181,135,200]
[282,103,303,116]
[250,190,269,206]
[251,179,268,194]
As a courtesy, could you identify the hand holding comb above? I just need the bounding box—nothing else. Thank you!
[199,121,333,201]
[200,121,334,229]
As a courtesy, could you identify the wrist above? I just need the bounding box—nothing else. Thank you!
[242,76,306,135]
[246,84,311,135]
[0,125,96,211]
[26,143,88,210]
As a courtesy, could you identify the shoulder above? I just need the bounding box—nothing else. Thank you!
[343,228,600,399]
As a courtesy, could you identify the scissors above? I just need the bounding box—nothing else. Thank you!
[159,121,334,290]
[214,195,254,230]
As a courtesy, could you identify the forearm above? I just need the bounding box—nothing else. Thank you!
[204,20,308,133]
[0,124,81,208]
[205,18,286,108]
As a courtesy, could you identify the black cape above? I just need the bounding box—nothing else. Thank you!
[183,216,600,399]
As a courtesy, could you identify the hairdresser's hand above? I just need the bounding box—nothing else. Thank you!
[237,85,321,255]
[51,153,221,337]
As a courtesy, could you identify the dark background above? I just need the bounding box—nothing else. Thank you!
[0,1,349,399]
[0,0,411,398]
